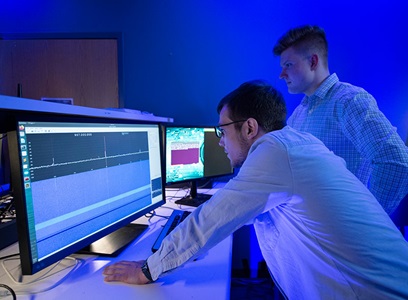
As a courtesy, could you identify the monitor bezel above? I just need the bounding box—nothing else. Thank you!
[8,113,166,275]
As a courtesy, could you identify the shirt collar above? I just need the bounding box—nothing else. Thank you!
[301,73,339,107]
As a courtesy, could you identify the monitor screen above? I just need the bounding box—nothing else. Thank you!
[165,126,233,205]
[8,118,165,275]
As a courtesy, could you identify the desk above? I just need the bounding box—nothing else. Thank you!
[0,194,232,300]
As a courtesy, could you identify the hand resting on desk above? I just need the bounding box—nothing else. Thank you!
[103,260,150,285]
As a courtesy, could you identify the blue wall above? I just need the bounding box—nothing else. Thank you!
[1,0,407,141]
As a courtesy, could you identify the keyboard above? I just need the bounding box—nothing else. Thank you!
[151,209,191,253]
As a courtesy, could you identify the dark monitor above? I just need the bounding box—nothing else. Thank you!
[165,125,233,206]
[0,133,17,252]
[0,133,11,197]
[7,118,165,275]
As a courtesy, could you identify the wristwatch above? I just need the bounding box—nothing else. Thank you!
[141,260,153,282]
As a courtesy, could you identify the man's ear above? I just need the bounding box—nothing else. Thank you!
[310,54,319,70]
[245,118,259,139]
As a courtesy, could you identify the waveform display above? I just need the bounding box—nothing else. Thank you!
[25,131,149,182]
[30,150,148,171]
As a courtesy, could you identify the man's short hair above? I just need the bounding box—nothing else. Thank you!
[217,80,286,132]
[273,25,328,65]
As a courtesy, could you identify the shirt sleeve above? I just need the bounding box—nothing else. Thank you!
[147,136,293,281]
[339,92,408,214]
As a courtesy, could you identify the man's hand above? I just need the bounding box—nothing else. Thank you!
[103,260,151,285]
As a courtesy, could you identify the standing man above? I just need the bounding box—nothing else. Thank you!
[273,25,408,215]
[104,80,408,299]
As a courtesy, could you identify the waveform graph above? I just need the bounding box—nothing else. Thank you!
[26,131,150,182]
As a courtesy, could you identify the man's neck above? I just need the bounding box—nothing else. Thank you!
[305,70,330,97]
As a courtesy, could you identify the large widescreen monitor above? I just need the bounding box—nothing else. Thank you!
[7,117,165,275]
[165,125,233,206]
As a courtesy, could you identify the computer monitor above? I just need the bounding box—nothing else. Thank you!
[165,125,233,205]
[7,117,165,275]
[0,133,11,197]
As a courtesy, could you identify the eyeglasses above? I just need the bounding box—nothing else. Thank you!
[214,120,247,138]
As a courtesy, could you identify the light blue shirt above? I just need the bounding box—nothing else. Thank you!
[287,73,408,214]
[148,127,408,299]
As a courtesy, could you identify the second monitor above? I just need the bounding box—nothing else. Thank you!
[165,125,233,206]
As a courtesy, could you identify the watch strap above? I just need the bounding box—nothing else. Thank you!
[141,260,153,282]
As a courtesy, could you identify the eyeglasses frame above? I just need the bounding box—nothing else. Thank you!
[214,120,247,138]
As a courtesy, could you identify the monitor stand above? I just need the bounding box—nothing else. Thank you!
[77,223,148,256]
[175,181,212,207]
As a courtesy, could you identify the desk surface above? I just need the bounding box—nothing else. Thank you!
[0,192,232,300]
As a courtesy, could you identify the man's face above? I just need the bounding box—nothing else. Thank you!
[279,47,315,96]
[217,106,251,168]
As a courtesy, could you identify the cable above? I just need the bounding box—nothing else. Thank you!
[165,187,190,202]
[0,253,19,261]
[0,283,16,300]
[1,256,80,295]
[197,179,213,189]
[0,195,14,221]
[145,210,171,221]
